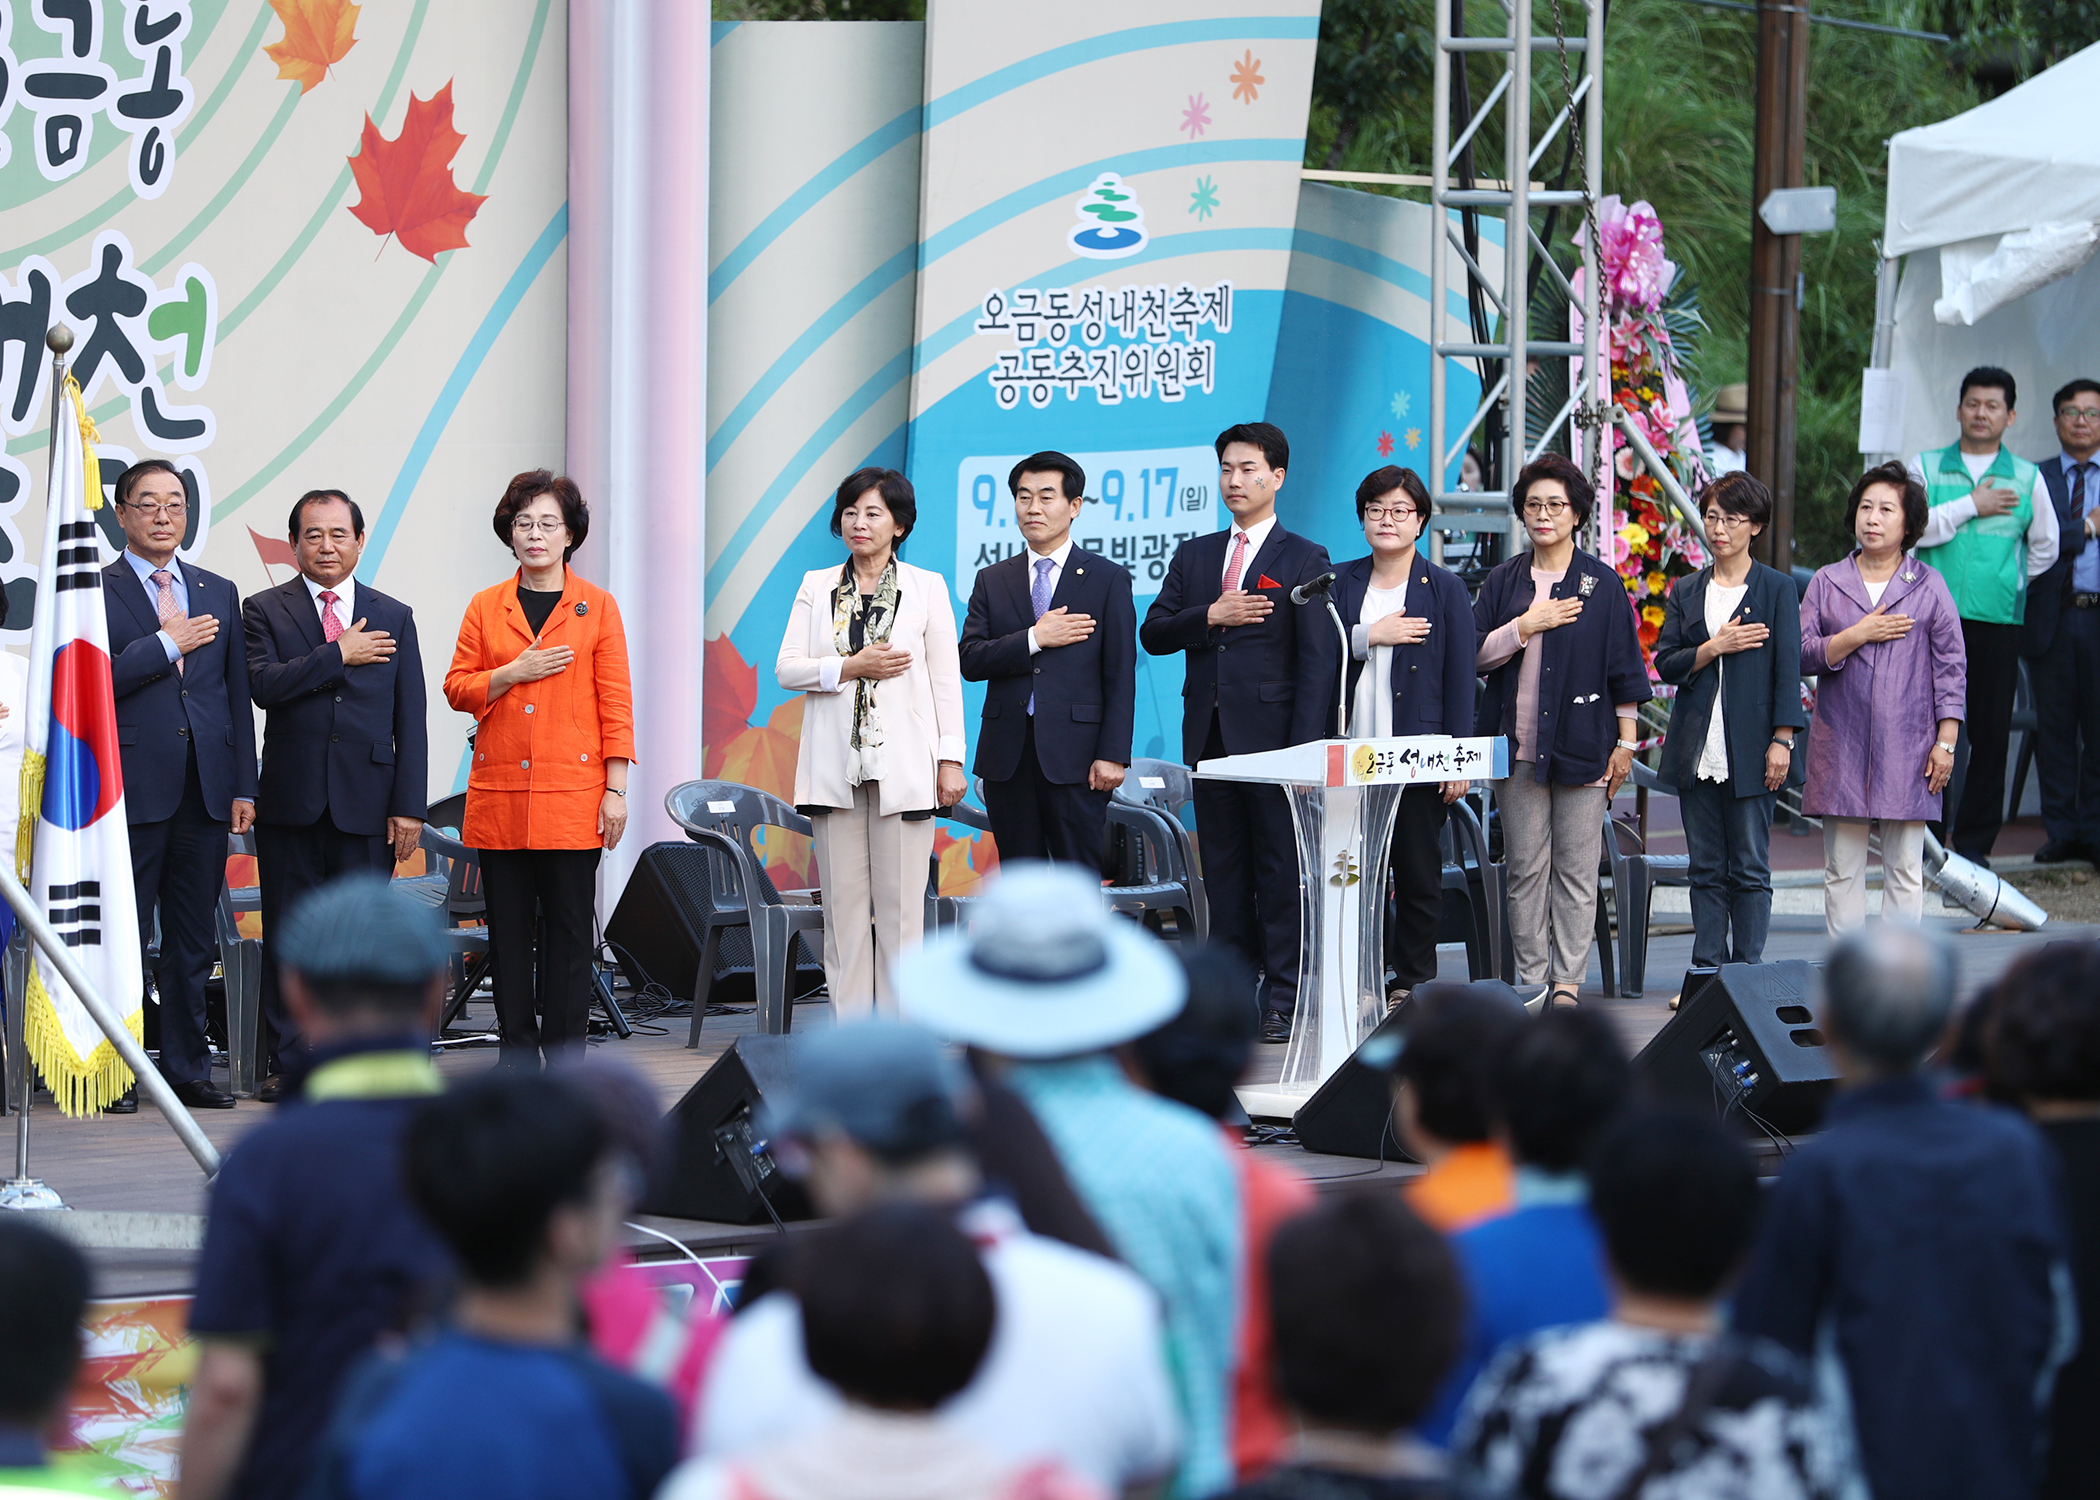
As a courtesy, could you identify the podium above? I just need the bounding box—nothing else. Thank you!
[1194,735,1509,1120]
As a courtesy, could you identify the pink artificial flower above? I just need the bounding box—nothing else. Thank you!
[1595,195,1676,314]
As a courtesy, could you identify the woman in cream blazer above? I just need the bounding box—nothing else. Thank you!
[778,467,966,1014]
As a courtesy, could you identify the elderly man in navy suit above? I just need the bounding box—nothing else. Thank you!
[104,460,257,1111]
[960,451,1136,866]
[1142,422,1338,1042]
[2025,378,2100,865]
[244,489,427,1099]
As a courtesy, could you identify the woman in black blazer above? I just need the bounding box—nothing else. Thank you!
[1653,472,1806,969]
[1334,466,1476,1012]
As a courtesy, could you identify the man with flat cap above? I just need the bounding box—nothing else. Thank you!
[177,876,453,1500]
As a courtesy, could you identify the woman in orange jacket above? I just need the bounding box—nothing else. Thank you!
[445,471,635,1065]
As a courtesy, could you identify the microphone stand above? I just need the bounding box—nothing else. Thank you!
[1326,598,1350,740]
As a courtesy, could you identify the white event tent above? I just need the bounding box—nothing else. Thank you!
[1881,41,2100,460]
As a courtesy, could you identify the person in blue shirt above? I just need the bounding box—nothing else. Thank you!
[179,876,454,1500]
[309,1071,678,1500]
[1417,1008,1627,1445]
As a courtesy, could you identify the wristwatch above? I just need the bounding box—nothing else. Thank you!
[1614,738,1638,750]
[607,787,627,797]
[1771,736,1793,748]
[1934,742,1957,755]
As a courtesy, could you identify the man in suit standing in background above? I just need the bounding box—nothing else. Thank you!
[244,489,427,1099]
[2025,379,2100,864]
[1142,423,1338,1043]
[960,451,1135,866]
[104,459,257,1111]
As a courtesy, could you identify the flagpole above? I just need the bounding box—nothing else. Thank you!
[2,325,75,1211]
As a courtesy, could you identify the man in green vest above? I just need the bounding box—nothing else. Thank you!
[1907,366,2061,864]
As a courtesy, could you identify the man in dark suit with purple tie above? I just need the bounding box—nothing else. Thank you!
[103,460,257,1111]
[1141,423,1339,1042]
[960,451,1136,866]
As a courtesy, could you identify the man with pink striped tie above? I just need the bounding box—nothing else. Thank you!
[104,459,259,1111]
[242,490,427,1100]
[1142,423,1339,1044]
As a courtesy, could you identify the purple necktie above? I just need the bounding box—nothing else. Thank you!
[1029,556,1054,714]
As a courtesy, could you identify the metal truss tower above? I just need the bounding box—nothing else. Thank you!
[1428,0,1608,556]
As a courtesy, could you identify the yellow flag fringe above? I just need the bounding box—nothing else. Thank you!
[24,965,138,1115]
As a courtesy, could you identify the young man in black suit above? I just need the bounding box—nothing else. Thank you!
[960,451,1136,866]
[243,490,428,1098]
[2025,378,2100,864]
[1141,423,1338,1042]
[104,460,258,1111]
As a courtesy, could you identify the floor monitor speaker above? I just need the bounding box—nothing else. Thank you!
[605,841,821,1006]
[646,1034,815,1226]
[1634,960,1837,1136]
[1293,1007,1416,1162]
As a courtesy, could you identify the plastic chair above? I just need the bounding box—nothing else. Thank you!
[1103,797,1204,939]
[929,797,993,934]
[1431,796,1504,981]
[215,832,265,1096]
[665,780,827,1040]
[418,825,494,1035]
[1112,758,1208,936]
[1593,762,1690,998]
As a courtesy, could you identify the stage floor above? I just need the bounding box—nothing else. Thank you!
[17,910,2093,1296]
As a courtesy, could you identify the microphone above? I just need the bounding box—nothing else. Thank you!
[1290,571,1337,606]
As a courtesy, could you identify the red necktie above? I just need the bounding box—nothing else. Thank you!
[320,590,345,643]
[1223,531,1248,592]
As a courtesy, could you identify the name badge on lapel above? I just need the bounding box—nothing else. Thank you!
[574,602,588,617]
[1577,574,1597,599]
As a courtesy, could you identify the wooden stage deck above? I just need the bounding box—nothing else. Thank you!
[16,911,2092,1297]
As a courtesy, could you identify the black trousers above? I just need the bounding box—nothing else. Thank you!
[1385,785,1453,991]
[480,847,601,1063]
[1947,618,2022,859]
[129,750,223,1085]
[1193,716,1302,1017]
[256,815,392,1067]
[2033,604,2100,847]
[981,718,1110,869]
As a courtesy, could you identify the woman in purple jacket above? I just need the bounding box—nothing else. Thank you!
[1800,461,1966,932]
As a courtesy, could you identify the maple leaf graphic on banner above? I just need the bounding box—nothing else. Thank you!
[346,82,489,262]
[265,0,360,93]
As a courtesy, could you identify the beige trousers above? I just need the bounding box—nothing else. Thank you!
[810,783,935,1017]
[1822,817,1927,934]
[1496,772,1608,986]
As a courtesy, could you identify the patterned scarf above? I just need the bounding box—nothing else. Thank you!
[832,557,900,785]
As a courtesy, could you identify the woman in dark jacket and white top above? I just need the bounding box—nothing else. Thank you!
[1474,454,1654,1004]
[1653,472,1806,969]
[1334,465,1476,1011]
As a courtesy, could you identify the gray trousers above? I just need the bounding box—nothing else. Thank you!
[1496,771,1607,986]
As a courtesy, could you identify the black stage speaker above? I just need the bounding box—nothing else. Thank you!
[1293,1008,1416,1162]
[1634,960,1838,1137]
[605,841,821,1007]
[647,1034,815,1226]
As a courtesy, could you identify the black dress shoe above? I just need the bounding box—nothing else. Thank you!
[1259,1011,1293,1044]
[104,1085,138,1114]
[256,1074,288,1104]
[2035,840,2084,864]
[171,1079,237,1110]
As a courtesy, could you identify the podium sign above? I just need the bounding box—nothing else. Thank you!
[1195,736,1509,1119]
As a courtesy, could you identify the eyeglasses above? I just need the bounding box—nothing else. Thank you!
[124,500,187,519]
[1703,513,1741,530]
[1362,505,1420,523]
[1521,499,1571,519]
[2059,406,2100,423]
[512,517,567,536]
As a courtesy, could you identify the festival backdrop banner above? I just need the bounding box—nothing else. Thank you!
[700,17,926,889]
[0,0,569,805]
[905,0,1321,769]
[1264,183,1497,565]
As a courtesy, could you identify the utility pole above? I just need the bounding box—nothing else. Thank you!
[1747,0,1810,569]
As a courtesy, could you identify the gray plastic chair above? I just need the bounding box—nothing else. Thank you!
[1111,758,1207,937]
[665,780,826,1040]
[215,832,264,1096]
[1594,762,1691,998]
[417,825,494,1036]
[1436,796,1504,981]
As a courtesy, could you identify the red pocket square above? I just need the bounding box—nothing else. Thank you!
[1257,574,1282,590]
